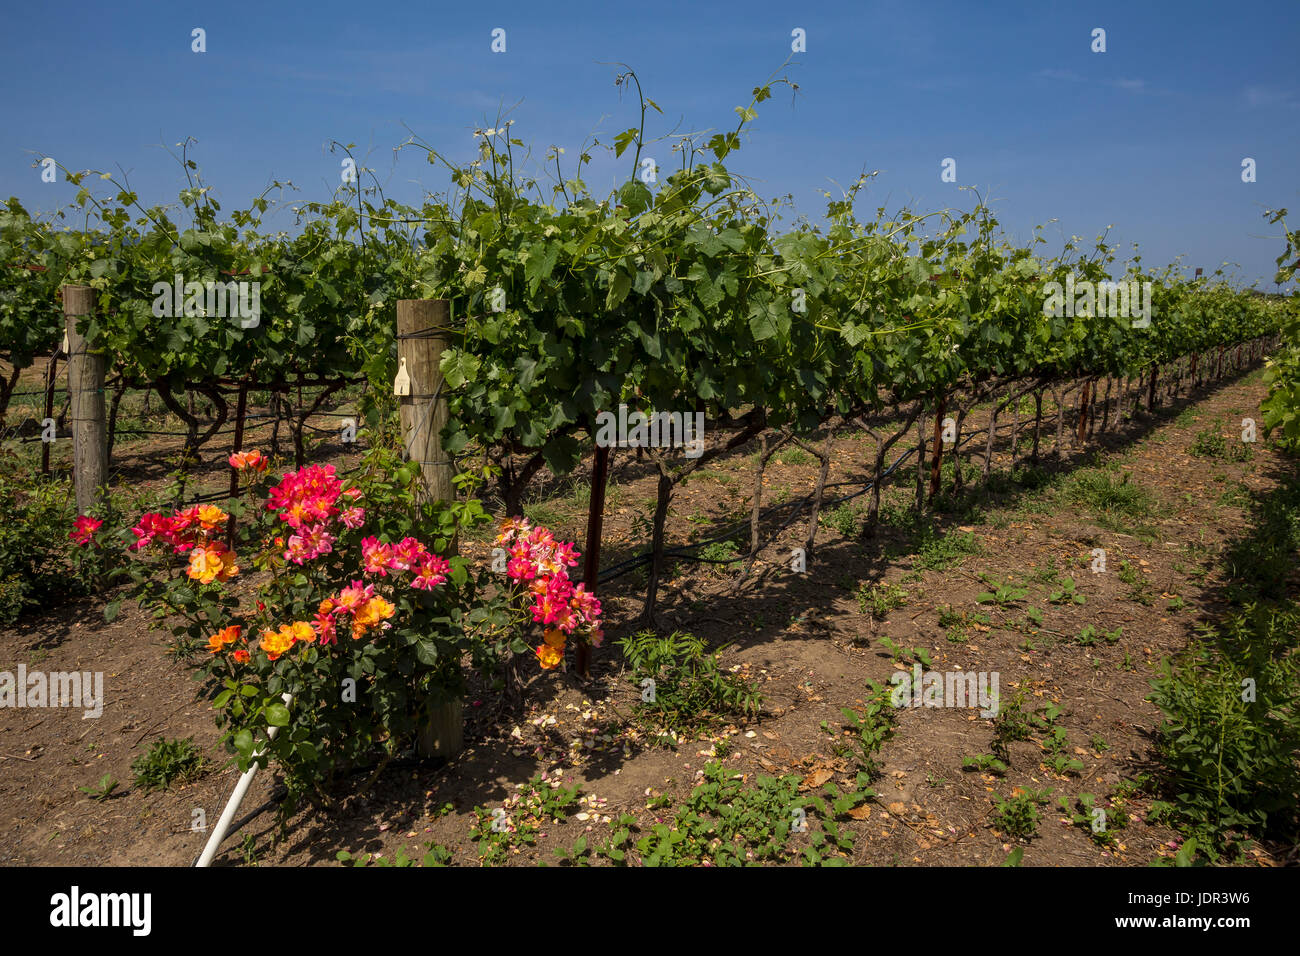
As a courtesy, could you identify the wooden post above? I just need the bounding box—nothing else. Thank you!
[416,696,463,758]
[64,286,106,514]
[397,300,455,509]
[399,300,461,759]
[577,444,611,678]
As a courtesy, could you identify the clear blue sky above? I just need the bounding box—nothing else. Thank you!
[2,0,1297,287]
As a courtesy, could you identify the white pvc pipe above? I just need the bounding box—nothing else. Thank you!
[195,693,292,867]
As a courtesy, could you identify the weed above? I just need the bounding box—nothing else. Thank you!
[878,635,930,667]
[962,753,1009,776]
[1059,792,1130,847]
[914,528,981,572]
[522,502,564,529]
[470,773,581,866]
[619,630,761,732]
[820,503,864,536]
[553,813,641,866]
[240,832,259,866]
[337,842,453,867]
[1118,560,1156,605]
[568,480,592,509]
[937,605,964,628]
[776,447,813,466]
[857,581,908,618]
[976,574,1029,608]
[992,788,1051,841]
[634,762,854,867]
[991,688,1035,759]
[131,737,205,792]
[696,539,742,570]
[1028,557,1061,585]
[1190,426,1250,462]
[1062,468,1159,533]
[823,679,896,783]
[1042,728,1085,776]
[78,773,119,802]
[1048,576,1086,606]
[1148,605,1300,855]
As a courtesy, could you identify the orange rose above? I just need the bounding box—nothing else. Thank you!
[353,596,395,631]
[260,627,296,661]
[206,624,241,654]
[535,643,564,669]
[187,544,239,584]
[196,504,227,532]
[229,449,269,473]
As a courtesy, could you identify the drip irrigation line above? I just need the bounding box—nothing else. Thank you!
[299,419,357,434]
[593,420,1005,583]
[102,417,279,440]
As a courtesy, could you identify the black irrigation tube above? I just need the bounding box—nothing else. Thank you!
[592,408,1071,584]
[4,404,363,443]
[108,418,279,439]
[2,418,279,443]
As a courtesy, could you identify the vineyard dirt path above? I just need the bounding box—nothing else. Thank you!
[0,366,1293,866]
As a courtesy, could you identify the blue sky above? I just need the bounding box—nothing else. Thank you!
[2,0,1297,286]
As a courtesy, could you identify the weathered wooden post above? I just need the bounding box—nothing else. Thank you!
[398,299,462,759]
[397,299,455,506]
[64,286,106,514]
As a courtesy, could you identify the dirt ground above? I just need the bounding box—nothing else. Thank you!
[1,364,1294,866]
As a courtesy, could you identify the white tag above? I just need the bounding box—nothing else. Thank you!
[61,332,69,355]
[393,357,411,396]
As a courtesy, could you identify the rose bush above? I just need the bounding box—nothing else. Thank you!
[106,443,601,810]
